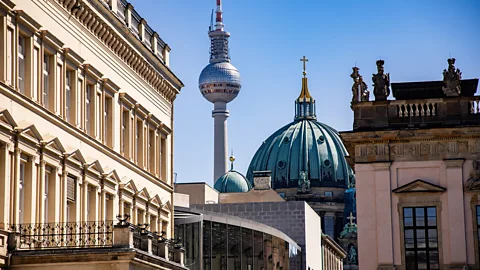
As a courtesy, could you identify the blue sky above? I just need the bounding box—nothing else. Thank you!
[133,0,480,185]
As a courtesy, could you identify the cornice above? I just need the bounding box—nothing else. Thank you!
[63,48,85,67]
[14,10,42,32]
[40,30,64,50]
[54,0,182,103]
[83,63,104,82]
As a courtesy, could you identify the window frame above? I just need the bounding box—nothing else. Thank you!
[403,206,439,270]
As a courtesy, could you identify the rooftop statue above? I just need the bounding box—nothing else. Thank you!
[442,58,462,96]
[372,60,390,101]
[350,67,369,108]
[339,212,357,239]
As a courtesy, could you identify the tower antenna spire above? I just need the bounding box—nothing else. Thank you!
[215,0,224,31]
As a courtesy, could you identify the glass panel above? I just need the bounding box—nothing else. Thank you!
[405,251,415,270]
[404,217,413,227]
[253,231,264,270]
[404,208,413,218]
[324,216,335,239]
[227,225,241,270]
[415,208,425,226]
[429,250,439,267]
[428,229,438,248]
[427,207,437,226]
[417,250,427,269]
[203,221,211,270]
[211,222,227,270]
[416,229,426,248]
[404,229,415,248]
[241,229,253,270]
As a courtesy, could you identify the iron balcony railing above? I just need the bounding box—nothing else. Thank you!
[9,220,114,250]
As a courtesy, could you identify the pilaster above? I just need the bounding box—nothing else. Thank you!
[373,162,394,266]
[24,155,37,224]
[443,158,467,264]
[37,159,46,223]
[0,143,11,229]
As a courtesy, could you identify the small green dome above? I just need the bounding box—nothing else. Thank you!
[214,170,252,193]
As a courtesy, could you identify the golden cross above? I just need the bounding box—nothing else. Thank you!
[300,56,308,76]
[347,212,356,225]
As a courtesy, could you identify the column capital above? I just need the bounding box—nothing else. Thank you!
[443,158,465,168]
[372,162,391,171]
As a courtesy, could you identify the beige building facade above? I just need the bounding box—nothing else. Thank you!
[0,0,184,268]
[341,60,480,270]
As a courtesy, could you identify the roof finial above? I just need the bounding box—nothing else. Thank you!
[300,56,309,77]
[229,150,235,170]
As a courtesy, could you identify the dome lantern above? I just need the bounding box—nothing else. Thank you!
[295,56,316,121]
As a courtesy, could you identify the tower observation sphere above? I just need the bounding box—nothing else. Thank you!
[198,0,242,182]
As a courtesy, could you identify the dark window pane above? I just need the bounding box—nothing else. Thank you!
[429,250,439,264]
[427,207,436,217]
[404,208,413,218]
[418,262,428,269]
[417,250,427,263]
[405,251,415,269]
[404,217,413,227]
[416,229,426,248]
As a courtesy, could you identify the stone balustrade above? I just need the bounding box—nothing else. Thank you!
[351,96,480,131]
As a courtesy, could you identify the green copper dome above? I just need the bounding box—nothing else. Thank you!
[246,74,354,189]
[214,169,252,193]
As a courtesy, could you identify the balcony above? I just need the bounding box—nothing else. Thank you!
[7,215,187,270]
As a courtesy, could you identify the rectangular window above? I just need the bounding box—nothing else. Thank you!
[324,216,335,239]
[43,54,51,110]
[6,28,14,86]
[65,71,72,123]
[403,207,439,270]
[77,79,83,127]
[104,96,113,147]
[67,175,76,202]
[44,166,51,223]
[324,191,333,197]
[121,110,129,156]
[18,36,25,94]
[96,93,101,138]
[86,84,92,135]
[136,120,142,164]
[56,64,62,114]
[19,162,26,224]
[33,48,39,101]
[149,129,155,173]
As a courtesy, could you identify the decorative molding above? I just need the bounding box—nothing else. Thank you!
[53,0,181,103]
[392,179,446,194]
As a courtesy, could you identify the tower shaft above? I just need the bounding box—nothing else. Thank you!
[212,102,229,181]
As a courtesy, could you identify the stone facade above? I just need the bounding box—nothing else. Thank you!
[0,0,183,268]
[341,72,480,270]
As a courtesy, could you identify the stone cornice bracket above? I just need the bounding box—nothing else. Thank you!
[443,158,465,168]
[372,162,392,171]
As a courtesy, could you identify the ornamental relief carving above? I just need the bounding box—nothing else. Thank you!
[355,139,480,159]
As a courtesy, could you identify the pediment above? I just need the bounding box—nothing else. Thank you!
[65,149,86,164]
[392,179,446,194]
[85,159,104,175]
[42,136,66,154]
[104,169,121,184]
[136,187,150,202]
[0,108,17,129]
[149,194,162,208]
[16,122,43,142]
[120,179,138,195]
[163,200,173,212]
